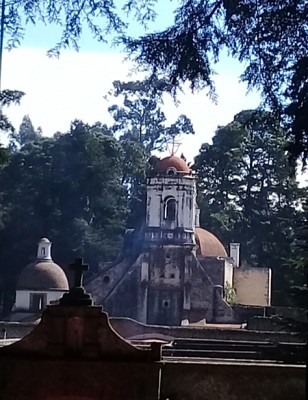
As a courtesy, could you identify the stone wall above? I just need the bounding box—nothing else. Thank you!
[233,305,268,322]
[233,267,271,306]
[0,351,305,400]
[0,301,305,400]
[86,256,141,320]
[0,359,161,400]
[0,359,305,400]
[110,317,305,343]
[161,361,305,400]
[3,314,305,343]
[232,305,306,324]
[198,257,225,286]
[146,175,195,230]
[0,321,37,339]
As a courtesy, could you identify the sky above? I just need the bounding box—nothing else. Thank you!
[1,2,307,185]
[3,48,262,162]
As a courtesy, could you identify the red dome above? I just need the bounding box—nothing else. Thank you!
[155,155,191,174]
[195,227,227,257]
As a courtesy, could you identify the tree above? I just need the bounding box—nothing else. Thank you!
[0,120,144,315]
[0,89,24,133]
[4,0,156,54]
[194,110,305,304]
[49,121,130,264]
[0,144,8,168]
[3,2,307,162]
[119,139,148,229]
[10,114,42,149]
[285,57,308,163]
[0,90,24,227]
[107,77,195,228]
[123,1,308,163]
[108,77,195,153]
[286,193,308,308]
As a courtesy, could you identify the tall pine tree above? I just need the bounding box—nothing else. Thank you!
[10,115,41,149]
[194,110,305,304]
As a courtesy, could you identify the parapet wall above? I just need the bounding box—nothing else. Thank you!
[0,304,305,400]
[110,317,305,343]
[161,361,305,400]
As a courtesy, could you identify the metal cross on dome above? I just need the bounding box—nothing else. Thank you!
[167,135,182,156]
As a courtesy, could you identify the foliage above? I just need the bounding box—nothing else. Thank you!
[0,74,195,312]
[108,77,194,153]
[0,90,25,133]
[285,57,308,163]
[0,90,25,175]
[124,0,307,95]
[119,139,148,229]
[194,109,305,304]
[0,145,9,168]
[123,0,308,163]
[225,281,236,304]
[4,0,157,54]
[286,193,308,308]
[2,2,307,161]
[0,105,306,315]
[10,114,42,150]
[0,120,148,314]
[0,89,24,106]
[106,77,195,228]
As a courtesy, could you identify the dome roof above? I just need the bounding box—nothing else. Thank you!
[17,260,69,291]
[155,155,191,174]
[195,227,227,257]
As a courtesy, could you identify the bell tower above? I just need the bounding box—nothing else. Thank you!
[141,148,197,326]
[145,153,196,246]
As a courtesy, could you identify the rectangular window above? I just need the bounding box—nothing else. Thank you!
[30,293,47,312]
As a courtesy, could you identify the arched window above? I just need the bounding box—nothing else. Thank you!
[166,167,177,176]
[41,247,45,256]
[164,196,176,221]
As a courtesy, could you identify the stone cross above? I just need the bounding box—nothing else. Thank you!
[70,257,89,288]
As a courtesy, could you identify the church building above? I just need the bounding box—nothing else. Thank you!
[86,154,272,325]
[11,238,69,321]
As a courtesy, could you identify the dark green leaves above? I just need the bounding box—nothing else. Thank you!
[0,120,140,291]
[0,90,25,133]
[194,109,305,304]
[124,1,307,162]
[285,57,308,165]
[108,77,195,153]
[5,0,125,53]
[2,1,307,161]
[9,114,42,150]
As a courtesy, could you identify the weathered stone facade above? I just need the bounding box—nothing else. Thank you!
[86,154,273,325]
[87,155,238,325]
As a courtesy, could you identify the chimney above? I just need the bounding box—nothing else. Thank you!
[230,243,240,267]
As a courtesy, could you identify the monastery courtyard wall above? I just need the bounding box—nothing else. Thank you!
[0,356,305,400]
